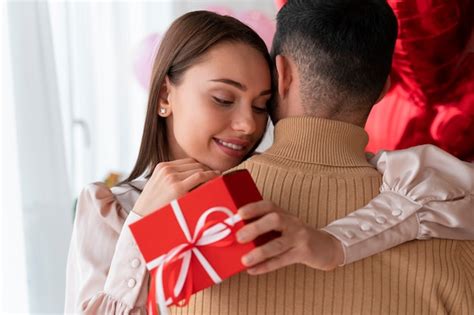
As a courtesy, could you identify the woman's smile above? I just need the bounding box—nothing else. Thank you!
[213,137,251,158]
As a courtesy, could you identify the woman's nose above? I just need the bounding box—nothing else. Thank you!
[231,105,256,135]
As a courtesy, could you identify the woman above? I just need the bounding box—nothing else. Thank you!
[65,11,473,314]
[65,11,272,314]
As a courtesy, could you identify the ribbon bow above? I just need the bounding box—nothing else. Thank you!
[147,199,242,315]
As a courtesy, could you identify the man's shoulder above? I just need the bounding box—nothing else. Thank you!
[226,151,381,181]
[224,152,262,172]
[225,158,256,174]
[224,154,272,185]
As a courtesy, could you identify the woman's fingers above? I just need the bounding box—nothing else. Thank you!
[162,157,196,165]
[158,164,210,177]
[172,169,219,182]
[241,237,291,267]
[152,159,218,180]
[238,200,283,220]
[172,162,214,173]
[236,211,287,243]
[180,170,220,192]
[132,158,219,217]
[246,250,298,275]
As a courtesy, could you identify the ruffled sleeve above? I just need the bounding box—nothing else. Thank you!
[65,183,148,314]
[322,144,474,265]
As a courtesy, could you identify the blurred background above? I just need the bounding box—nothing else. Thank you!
[1,0,473,313]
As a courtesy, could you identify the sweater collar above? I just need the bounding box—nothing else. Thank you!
[265,116,372,167]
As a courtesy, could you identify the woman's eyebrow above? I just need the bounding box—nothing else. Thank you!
[210,78,246,90]
[210,79,272,96]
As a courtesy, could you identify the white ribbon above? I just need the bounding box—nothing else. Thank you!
[147,199,242,315]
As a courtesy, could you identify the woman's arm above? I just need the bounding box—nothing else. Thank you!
[322,144,473,265]
[65,183,148,314]
[65,159,219,313]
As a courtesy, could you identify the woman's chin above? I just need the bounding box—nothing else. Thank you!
[203,159,241,173]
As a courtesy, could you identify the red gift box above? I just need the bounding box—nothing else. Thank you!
[129,170,263,314]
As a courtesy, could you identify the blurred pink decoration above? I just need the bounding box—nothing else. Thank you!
[275,0,287,10]
[207,6,276,50]
[205,5,234,16]
[235,10,276,49]
[133,33,161,90]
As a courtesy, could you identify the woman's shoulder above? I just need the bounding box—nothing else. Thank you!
[78,182,117,210]
[111,179,146,213]
[78,179,146,214]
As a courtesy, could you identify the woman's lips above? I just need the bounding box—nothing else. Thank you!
[213,138,250,158]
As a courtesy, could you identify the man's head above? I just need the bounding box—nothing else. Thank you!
[270,0,398,126]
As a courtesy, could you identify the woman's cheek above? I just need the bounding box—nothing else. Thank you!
[256,116,268,136]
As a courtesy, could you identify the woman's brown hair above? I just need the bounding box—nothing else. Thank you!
[122,11,273,185]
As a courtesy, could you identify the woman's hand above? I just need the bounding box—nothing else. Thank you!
[236,200,344,273]
[132,158,220,217]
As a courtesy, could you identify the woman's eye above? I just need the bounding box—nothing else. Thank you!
[213,96,233,106]
[252,106,268,114]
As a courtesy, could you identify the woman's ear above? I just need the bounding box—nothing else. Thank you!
[275,55,292,100]
[158,76,172,117]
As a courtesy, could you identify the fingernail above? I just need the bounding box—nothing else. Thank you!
[247,267,257,275]
[242,254,253,266]
[236,231,247,243]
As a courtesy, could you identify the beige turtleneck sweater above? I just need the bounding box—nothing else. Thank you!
[170,117,473,315]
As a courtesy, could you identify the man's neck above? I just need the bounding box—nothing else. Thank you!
[265,116,372,167]
[272,100,368,128]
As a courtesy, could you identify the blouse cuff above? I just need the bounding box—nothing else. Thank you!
[83,292,147,314]
[103,213,147,308]
[321,191,422,265]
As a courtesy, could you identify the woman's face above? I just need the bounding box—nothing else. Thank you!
[163,42,272,171]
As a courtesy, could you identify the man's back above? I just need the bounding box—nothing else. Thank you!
[171,117,473,315]
[233,118,385,314]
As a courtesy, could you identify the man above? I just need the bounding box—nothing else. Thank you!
[179,0,473,314]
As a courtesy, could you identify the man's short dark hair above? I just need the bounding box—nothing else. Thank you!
[271,0,398,117]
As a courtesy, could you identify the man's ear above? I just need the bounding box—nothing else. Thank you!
[275,55,292,100]
[375,75,391,104]
[158,76,172,117]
